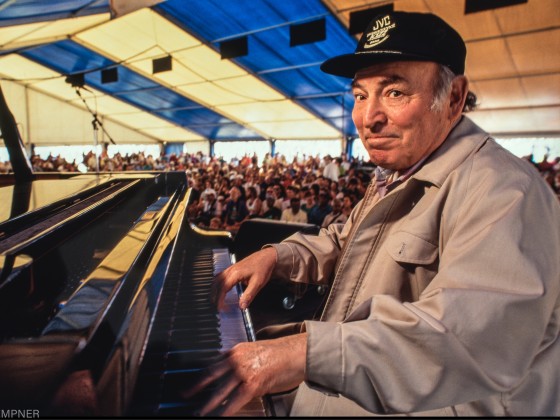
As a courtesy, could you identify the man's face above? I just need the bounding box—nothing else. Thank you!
[352,61,454,170]
[291,199,301,212]
[230,187,240,200]
[332,199,342,212]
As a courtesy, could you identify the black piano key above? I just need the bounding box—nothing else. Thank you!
[155,402,201,417]
[169,337,222,351]
[160,370,214,401]
[165,349,223,370]
[171,318,218,330]
[140,349,222,373]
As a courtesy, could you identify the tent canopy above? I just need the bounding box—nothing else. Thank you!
[0,0,558,148]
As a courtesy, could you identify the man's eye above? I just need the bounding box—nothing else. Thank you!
[388,90,402,98]
[353,93,365,101]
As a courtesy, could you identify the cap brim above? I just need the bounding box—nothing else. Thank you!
[320,51,434,78]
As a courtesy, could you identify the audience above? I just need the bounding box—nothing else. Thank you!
[2,148,558,235]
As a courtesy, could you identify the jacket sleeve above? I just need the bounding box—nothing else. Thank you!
[303,156,560,413]
[268,222,345,285]
[267,195,367,285]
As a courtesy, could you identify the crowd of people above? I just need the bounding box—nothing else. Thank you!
[0,148,374,231]
[0,146,559,233]
[186,153,368,232]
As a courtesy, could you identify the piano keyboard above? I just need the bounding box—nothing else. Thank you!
[128,243,267,417]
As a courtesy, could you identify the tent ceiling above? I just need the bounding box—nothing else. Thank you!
[0,0,558,148]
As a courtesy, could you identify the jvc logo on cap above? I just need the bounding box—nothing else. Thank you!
[364,15,396,49]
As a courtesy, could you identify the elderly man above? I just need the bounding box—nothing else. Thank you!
[185,11,560,417]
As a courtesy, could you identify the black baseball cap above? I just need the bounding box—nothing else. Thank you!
[321,11,466,78]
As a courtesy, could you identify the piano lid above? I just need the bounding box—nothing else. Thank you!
[0,173,158,225]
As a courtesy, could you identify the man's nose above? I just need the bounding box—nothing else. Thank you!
[362,98,387,131]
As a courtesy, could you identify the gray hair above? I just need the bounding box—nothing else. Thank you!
[432,65,478,113]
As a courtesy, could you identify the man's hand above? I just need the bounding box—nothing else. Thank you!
[182,333,307,416]
[211,247,277,310]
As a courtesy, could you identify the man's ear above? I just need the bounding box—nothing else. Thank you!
[449,75,469,119]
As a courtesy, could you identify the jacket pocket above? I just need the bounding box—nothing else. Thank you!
[385,231,438,265]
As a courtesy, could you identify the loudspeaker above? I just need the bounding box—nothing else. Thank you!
[101,68,118,84]
[220,36,248,59]
[152,55,172,74]
[465,0,527,14]
[290,18,326,47]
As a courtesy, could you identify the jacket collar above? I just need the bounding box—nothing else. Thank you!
[411,116,491,187]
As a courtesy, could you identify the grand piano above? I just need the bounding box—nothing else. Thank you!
[0,86,272,416]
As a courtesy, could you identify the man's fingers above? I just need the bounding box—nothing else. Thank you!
[238,282,261,310]
[197,372,240,417]
[211,248,276,311]
[181,358,230,399]
[217,382,256,417]
[210,271,229,310]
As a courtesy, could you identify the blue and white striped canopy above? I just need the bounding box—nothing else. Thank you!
[0,0,558,147]
[0,0,358,144]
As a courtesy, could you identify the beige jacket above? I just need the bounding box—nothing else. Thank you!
[271,117,560,416]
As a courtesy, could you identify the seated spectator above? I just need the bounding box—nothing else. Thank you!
[261,193,282,220]
[259,173,275,200]
[232,174,247,200]
[271,184,285,210]
[341,193,356,216]
[307,189,333,226]
[244,173,261,198]
[195,190,220,227]
[281,197,308,224]
[221,186,249,231]
[321,198,347,228]
[200,180,217,202]
[245,186,263,218]
[301,190,316,214]
[217,178,231,198]
[329,179,341,201]
[281,185,299,211]
[209,216,222,230]
[322,154,339,182]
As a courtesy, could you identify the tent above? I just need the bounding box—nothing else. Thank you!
[0,0,558,156]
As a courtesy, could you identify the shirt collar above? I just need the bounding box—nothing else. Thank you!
[375,155,429,197]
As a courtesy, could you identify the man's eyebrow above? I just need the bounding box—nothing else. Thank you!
[351,79,362,89]
[351,74,407,89]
